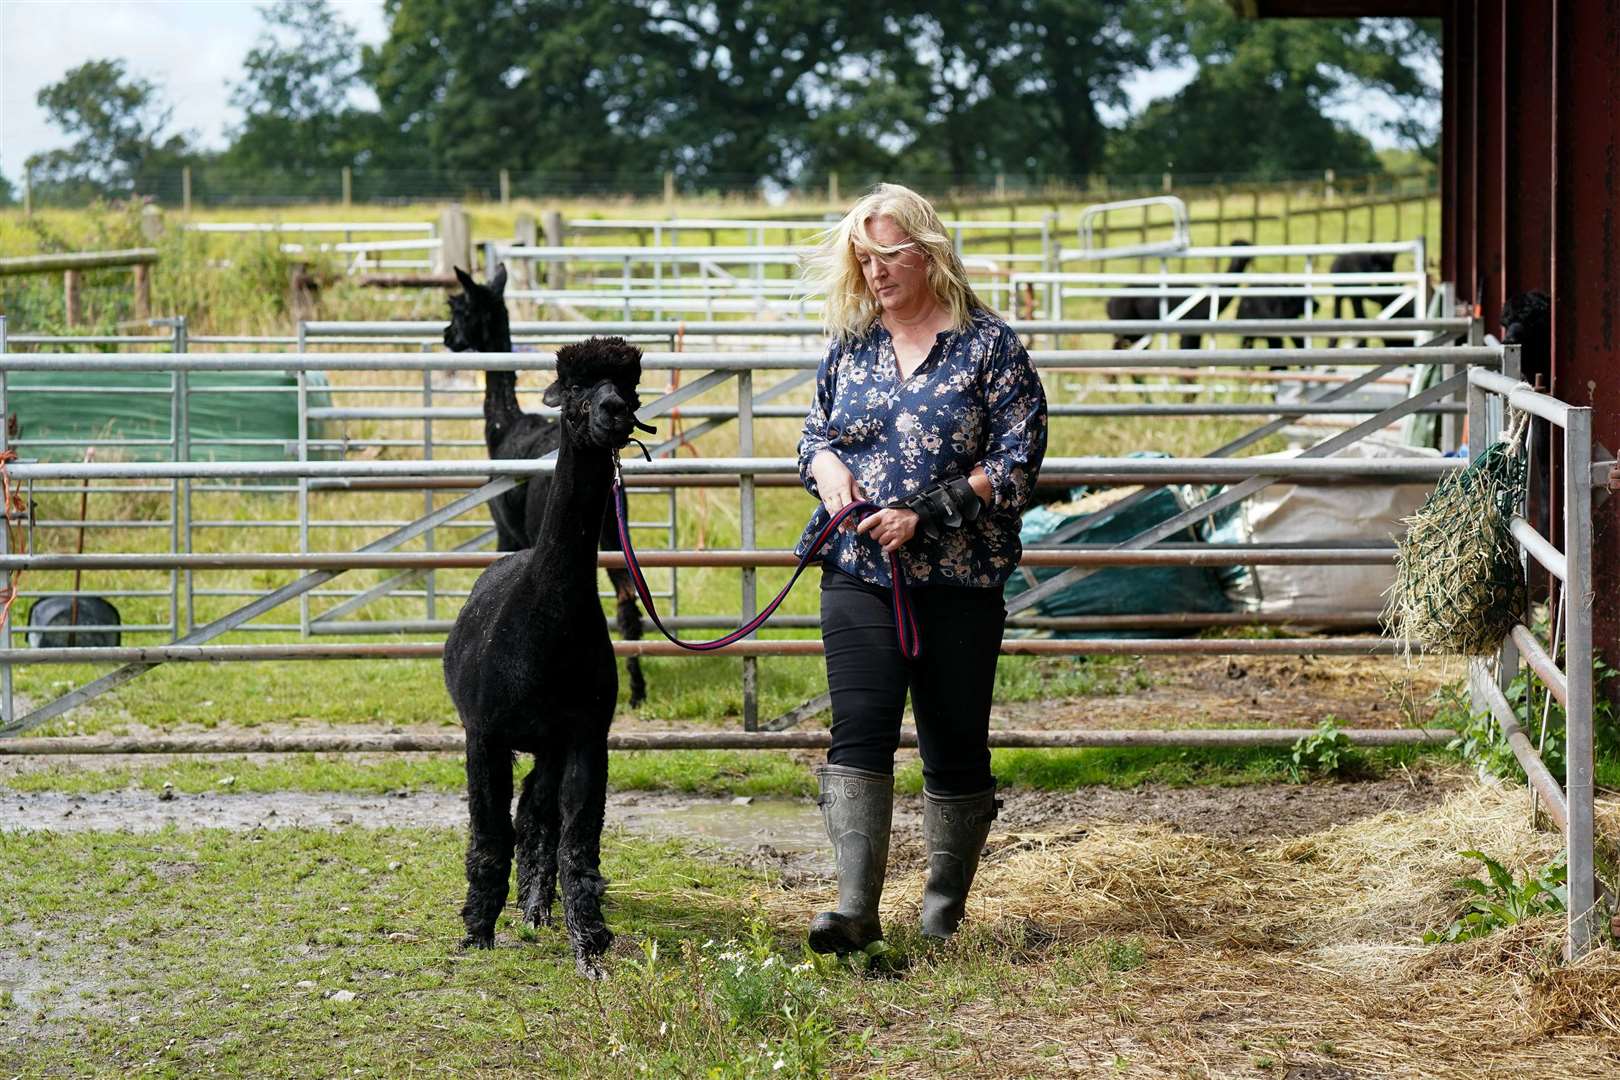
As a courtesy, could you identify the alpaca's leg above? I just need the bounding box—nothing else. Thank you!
[598,509,647,708]
[609,570,647,707]
[558,734,613,977]
[460,731,515,950]
[515,752,564,928]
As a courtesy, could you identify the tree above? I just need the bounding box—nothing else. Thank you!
[876,2,1172,185]
[220,0,397,195]
[26,59,194,200]
[0,170,15,207]
[1107,3,1439,178]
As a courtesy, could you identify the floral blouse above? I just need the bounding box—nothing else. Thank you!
[795,307,1048,588]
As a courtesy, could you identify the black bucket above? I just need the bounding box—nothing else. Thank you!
[26,595,123,648]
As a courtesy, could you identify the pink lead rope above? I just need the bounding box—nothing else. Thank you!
[611,477,920,658]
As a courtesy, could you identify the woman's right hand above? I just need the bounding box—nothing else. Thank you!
[810,450,864,529]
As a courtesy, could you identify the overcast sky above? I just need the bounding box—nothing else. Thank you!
[0,1,1423,187]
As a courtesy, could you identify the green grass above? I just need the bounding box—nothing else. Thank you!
[0,824,1151,1077]
[2,742,1451,799]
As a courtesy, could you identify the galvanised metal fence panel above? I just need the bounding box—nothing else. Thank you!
[0,313,1500,738]
[1465,365,1610,961]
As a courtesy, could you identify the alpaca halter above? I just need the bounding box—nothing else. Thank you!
[610,456,920,658]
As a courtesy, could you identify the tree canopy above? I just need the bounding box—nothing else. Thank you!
[219,0,396,188]
[26,59,196,201]
[26,0,1440,201]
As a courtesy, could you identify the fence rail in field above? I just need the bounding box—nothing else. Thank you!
[0,248,160,327]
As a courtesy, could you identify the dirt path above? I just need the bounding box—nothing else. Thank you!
[0,771,1464,872]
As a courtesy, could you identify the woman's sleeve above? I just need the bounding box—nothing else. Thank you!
[797,342,840,498]
[978,334,1048,515]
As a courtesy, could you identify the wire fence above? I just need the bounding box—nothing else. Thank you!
[14,166,1440,212]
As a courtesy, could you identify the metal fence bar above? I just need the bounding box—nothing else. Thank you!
[0,457,1465,482]
[0,547,1402,572]
[0,344,1501,372]
[0,637,1414,664]
[0,726,1457,757]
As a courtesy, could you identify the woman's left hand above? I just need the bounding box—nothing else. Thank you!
[855,508,920,553]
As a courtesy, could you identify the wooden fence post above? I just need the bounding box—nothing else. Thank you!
[828,171,839,205]
[133,263,151,319]
[63,270,81,328]
[435,205,471,275]
[512,212,537,318]
[500,169,511,207]
[663,171,675,206]
[342,166,353,208]
[1282,185,1292,245]
[182,167,192,215]
[542,209,565,289]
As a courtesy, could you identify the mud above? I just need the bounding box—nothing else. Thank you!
[0,771,1463,871]
[990,653,1453,733]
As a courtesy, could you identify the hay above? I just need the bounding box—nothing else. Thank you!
[1386,430,1530,656]
[757,782,1620,1076]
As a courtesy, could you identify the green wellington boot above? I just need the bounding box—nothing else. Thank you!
[919,785,1001,940]
[807,764,894,955]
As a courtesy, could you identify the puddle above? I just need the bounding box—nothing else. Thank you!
[614,796,828,857]
[0,789,831,863]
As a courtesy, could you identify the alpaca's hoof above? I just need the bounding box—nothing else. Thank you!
[524,905,554,930]
[574,951,609,981]
[460,931,495,951]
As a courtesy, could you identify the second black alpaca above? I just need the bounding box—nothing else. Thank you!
[1126,244,1257,352]
[443,336,644,978]
[444,265,647,706]
[1325,252,1416,348]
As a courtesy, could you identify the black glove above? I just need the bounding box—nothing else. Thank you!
[894,475,983,539]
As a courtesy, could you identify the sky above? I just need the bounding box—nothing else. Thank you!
[0,1,1427,187]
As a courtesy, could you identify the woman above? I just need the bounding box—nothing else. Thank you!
[797,183,1047,953]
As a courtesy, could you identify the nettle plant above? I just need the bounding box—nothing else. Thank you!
[1439,657,1618,782]
[1424,851,1567,944]
[1288,719,1356,782]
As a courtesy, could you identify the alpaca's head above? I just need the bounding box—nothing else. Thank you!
[444,265,510,352]
[1501,290,1551,371]
[542,337,651,450]
[1225,238,1254,275]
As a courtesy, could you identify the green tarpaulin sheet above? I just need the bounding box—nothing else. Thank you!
[7,371,332,462]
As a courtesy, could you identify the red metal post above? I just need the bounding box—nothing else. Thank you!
[1551,0,1620,675]
[1475,0,1507,329]
[1502,0,1555,329]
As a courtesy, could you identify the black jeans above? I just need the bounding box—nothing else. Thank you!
[819,566,1006,796]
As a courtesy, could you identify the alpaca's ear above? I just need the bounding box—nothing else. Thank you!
[454,266,477,293]
[490,263,507,296]
[542,380,564,407]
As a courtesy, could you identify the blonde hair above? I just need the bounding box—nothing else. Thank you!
[804,183,987,341]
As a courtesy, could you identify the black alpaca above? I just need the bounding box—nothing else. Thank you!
[1131,243,1256,352]
[1326,252,1412,347]
[1231,238,1304,354]
[1104,293,1207,351]
[444,265,647,706]
[443,337,644,977]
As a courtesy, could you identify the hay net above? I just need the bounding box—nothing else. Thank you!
[1386,409,1531,656]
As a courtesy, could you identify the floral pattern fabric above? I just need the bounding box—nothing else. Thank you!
[795,307,1048,587]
